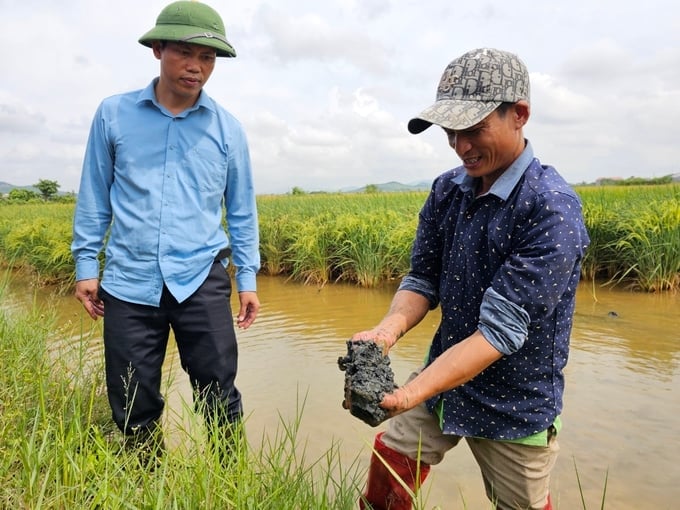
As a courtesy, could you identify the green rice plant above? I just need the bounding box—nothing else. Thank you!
[578,191,626,281]
[334,213,388,287]
[285,214,341,286]
[258,214,295,276]
[609,200,680,291]
[383,214,417,279]
[334,211,415,287]
[257,192,424,288]
[576,184,680,291]
[0,203,76,288]
[1,187,679,291]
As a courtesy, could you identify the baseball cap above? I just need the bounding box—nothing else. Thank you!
[139,1,236,58]
[408,48,530,134]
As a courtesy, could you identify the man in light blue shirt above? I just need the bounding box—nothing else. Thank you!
[71,0,260,460]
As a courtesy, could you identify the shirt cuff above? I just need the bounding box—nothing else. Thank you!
[75,259,100,282]
[398,275,439,309]
[235,270,257,293]
[478,287,530,355]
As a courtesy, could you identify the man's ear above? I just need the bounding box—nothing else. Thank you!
[514,100,531,128]
[152,41,163,60]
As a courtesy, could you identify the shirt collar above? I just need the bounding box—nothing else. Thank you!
[136,78,215,116]
[455,140,534,200]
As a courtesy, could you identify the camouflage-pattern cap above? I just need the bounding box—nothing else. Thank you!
[408,48,530,134]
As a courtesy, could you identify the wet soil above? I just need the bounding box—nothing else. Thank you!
[338,340,396,427]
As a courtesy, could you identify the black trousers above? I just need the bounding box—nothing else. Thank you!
[99,261,242,435]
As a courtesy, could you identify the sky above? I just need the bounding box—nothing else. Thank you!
[1,0,679,195]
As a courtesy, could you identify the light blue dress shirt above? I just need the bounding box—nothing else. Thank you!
[72,78,260,306]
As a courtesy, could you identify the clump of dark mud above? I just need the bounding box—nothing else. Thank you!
[338,340,396,427]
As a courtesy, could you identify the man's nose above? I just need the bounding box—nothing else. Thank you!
[453,133,472,153]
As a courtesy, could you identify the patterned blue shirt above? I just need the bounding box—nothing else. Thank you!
[72,79,260,306]
[400,141,589,440]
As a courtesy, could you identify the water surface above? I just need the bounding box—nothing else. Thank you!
[5,275,678,509]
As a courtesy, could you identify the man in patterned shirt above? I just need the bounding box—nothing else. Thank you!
[350,48,590,509]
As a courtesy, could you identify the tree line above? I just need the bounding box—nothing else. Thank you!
[1,179,75,203]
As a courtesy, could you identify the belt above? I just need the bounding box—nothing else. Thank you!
[214,247,232,261]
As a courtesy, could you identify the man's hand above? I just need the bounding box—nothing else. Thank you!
[236,291,260,329]
[380,385,416,418]
[350,289,430,354]
[351,327,400,354]
[74,278,104,320]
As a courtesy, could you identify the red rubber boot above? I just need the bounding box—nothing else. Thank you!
[544,493,552,510]
[359,432,431,510]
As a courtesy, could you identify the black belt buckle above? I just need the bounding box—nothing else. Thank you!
[215,247,232,261]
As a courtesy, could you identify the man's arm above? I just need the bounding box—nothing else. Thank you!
[382,329,503,415]
[71,102,114,319]
[223,121,260,294]
[352,289,431,351]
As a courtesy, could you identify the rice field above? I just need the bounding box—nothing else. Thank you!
[577,184,680,291]
[1,185,679,292]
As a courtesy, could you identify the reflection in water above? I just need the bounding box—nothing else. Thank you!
[4,275,679,509]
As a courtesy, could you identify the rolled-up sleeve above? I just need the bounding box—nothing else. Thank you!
[398,274,439,309]
[478,287,530,355]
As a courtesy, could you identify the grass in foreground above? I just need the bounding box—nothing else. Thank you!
[0,285,366,509]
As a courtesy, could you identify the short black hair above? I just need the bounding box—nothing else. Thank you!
[495,102,516,117]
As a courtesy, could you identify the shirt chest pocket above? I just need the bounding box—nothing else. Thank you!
[179,145,228,193]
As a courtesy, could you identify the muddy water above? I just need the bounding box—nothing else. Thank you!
[4,275,679,509]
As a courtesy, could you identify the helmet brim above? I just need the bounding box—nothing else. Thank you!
[139,25,236,58]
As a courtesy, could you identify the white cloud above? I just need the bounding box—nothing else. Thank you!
[247,4,391,74]
[530,73,597,125]
[0,0,679,194]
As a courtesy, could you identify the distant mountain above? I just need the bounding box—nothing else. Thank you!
[0,181,39,194]
[338,180,432,193]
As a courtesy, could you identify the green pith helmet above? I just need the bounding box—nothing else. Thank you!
[138,1,236,58]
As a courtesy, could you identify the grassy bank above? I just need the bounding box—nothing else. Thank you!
[0,285,364,509]
[1,185,679,292]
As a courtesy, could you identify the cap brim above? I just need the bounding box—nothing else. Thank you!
[139,25,236,58]
[407,99,501,134]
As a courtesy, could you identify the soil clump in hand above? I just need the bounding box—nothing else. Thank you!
[338,340,396,427]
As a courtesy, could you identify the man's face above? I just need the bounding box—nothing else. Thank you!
[153,41,217,99]
[442,102,529,189]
